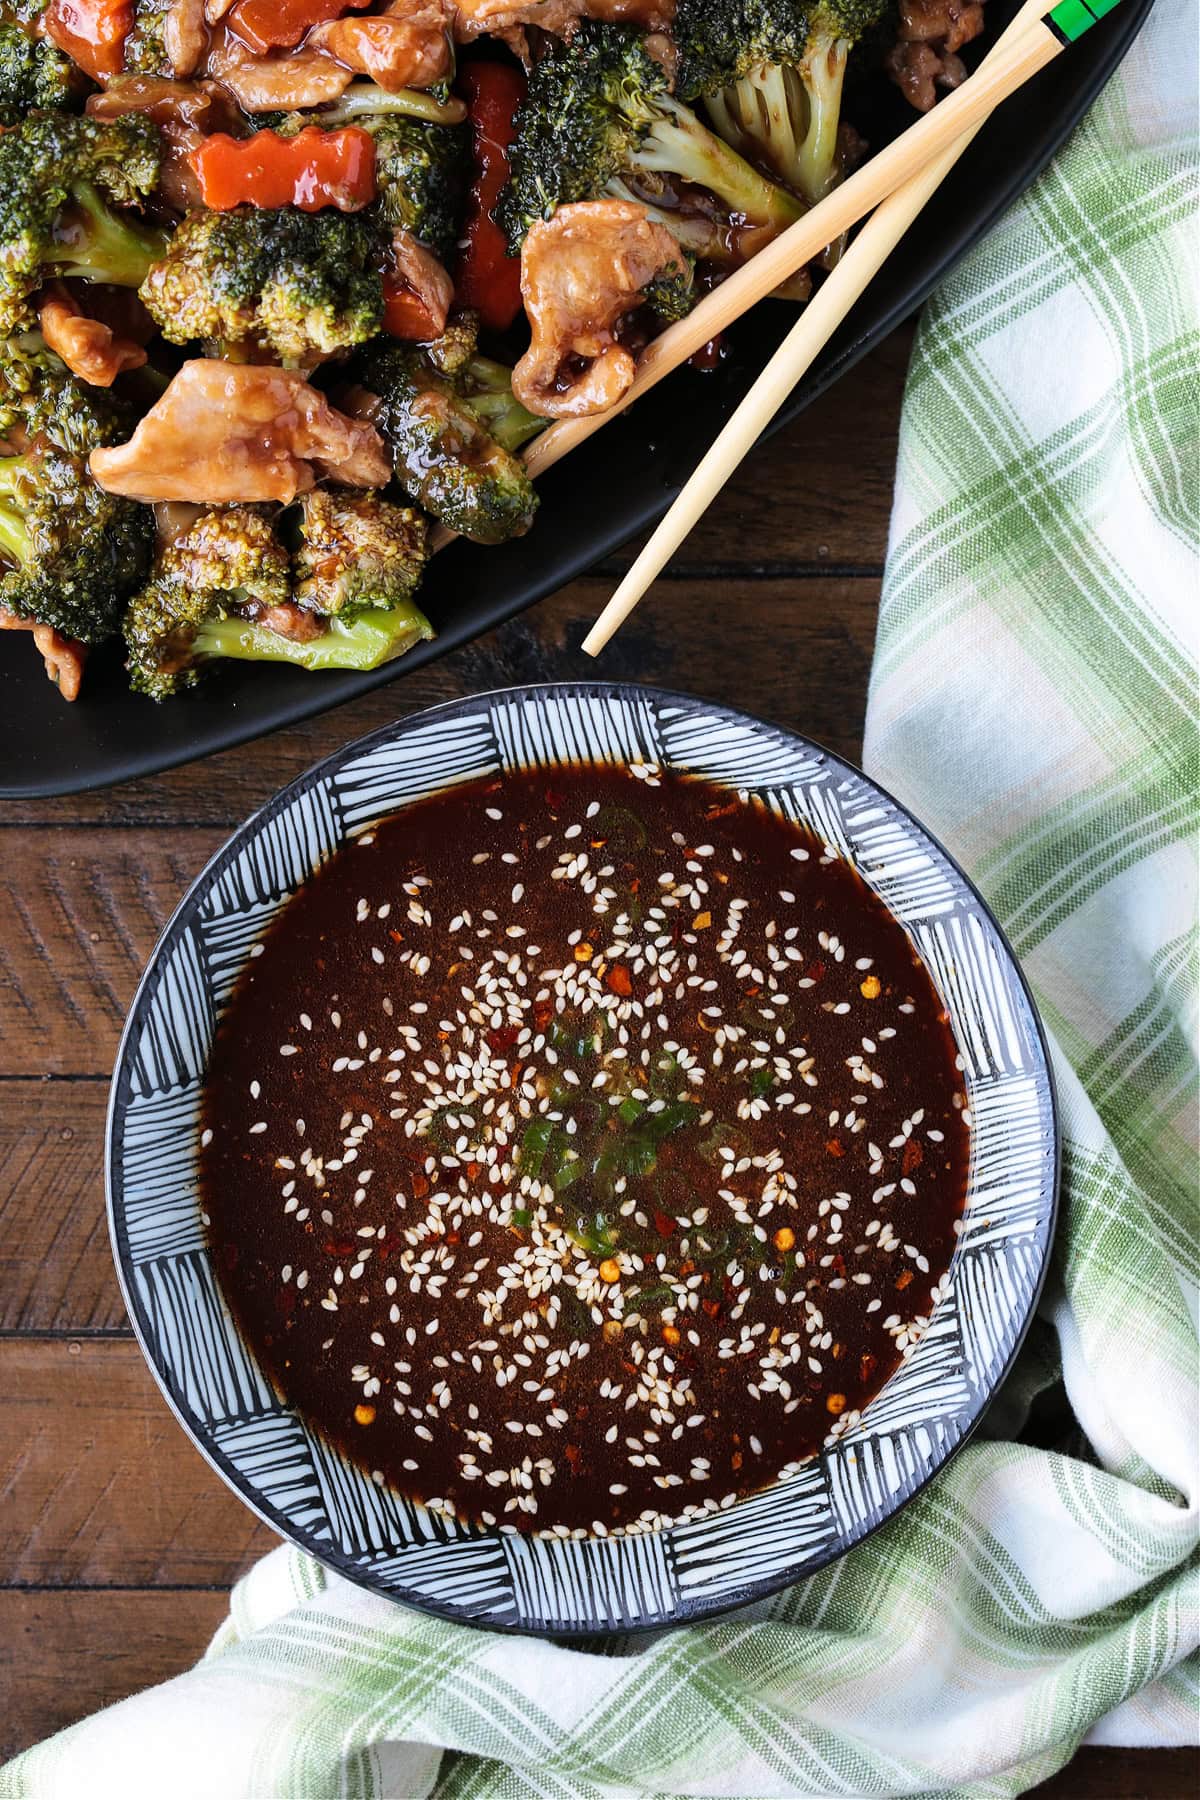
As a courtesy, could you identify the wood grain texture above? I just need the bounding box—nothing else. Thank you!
[0,830,225,1076]
[1,1339,279,1586]
[0,1591,232,1762]
[0,1082,122,1332]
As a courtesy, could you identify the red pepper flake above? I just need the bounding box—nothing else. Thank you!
[652,1209,677,1238]
[411,1172,429,1200]
[606,964,632,997]
[896,1269,914,1290]
[826,1138,846,1157]
[901,1138,924,1175]
[807,960,826,983]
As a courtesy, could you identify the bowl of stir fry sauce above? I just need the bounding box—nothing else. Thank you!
[108,684,1058,1633]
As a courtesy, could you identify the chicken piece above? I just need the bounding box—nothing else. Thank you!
[164,0,209,75]
[309,0,452,89]
[391,228,454,338]
[513,198,686,419]
[88,77,242,211]
[205,27,354,110]
[451,0,576,40]
[0,611,87,700]
[38,286,147,387]
[895,0,984,54]
[88,359,391,504]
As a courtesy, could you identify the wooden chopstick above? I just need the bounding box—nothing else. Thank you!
[580,0,1058,653]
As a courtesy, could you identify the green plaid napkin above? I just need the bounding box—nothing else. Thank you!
[5,2,1197,1792]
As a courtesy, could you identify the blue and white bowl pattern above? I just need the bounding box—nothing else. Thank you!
[107,685,1058,1634]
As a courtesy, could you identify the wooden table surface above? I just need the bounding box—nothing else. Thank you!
[1,323,1194,1794]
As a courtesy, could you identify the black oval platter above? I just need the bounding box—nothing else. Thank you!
[0,0,1154,798]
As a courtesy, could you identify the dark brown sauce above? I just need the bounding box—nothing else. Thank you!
[201,764,969,1537]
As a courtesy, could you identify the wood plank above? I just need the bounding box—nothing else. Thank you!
[0,1082,126,1332]
[0,828,226,1077]
[1,1339,279,1587]
[3,518,888,834]
[0,1589,231,1762]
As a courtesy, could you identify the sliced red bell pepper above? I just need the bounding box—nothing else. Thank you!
[191,127,377,213]
[455,60,524,336]
[227,0,372,54]
[45,0,133,80]
[380,275,444,341]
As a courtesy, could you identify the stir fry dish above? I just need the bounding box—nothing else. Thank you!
[0,0,990,700]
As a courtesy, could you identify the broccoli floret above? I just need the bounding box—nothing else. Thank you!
[123,0,171,77]
[357,113,471,261]
[642,257,699,323]
[497,21,802,257]
[0,19,87,120]
[0,334,152,640]
[292,488,427,615]
[0,113,166,334]
[0,350,153,647]
[140,206,385,363]
[352,324,540,545]
[0,447,153,641]
[125,500,434,699]
[0,326,144,446]
[678,0,888,204]
[125,507,289,698]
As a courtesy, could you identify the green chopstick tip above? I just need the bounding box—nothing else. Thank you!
[1046,0,1119,43]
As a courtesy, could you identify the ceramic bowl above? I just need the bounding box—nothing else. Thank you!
[107,683,1058,1633]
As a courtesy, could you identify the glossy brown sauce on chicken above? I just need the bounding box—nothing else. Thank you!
[201,764,969,1536]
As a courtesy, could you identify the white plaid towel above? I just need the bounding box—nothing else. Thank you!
[3,1,1196,1792]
